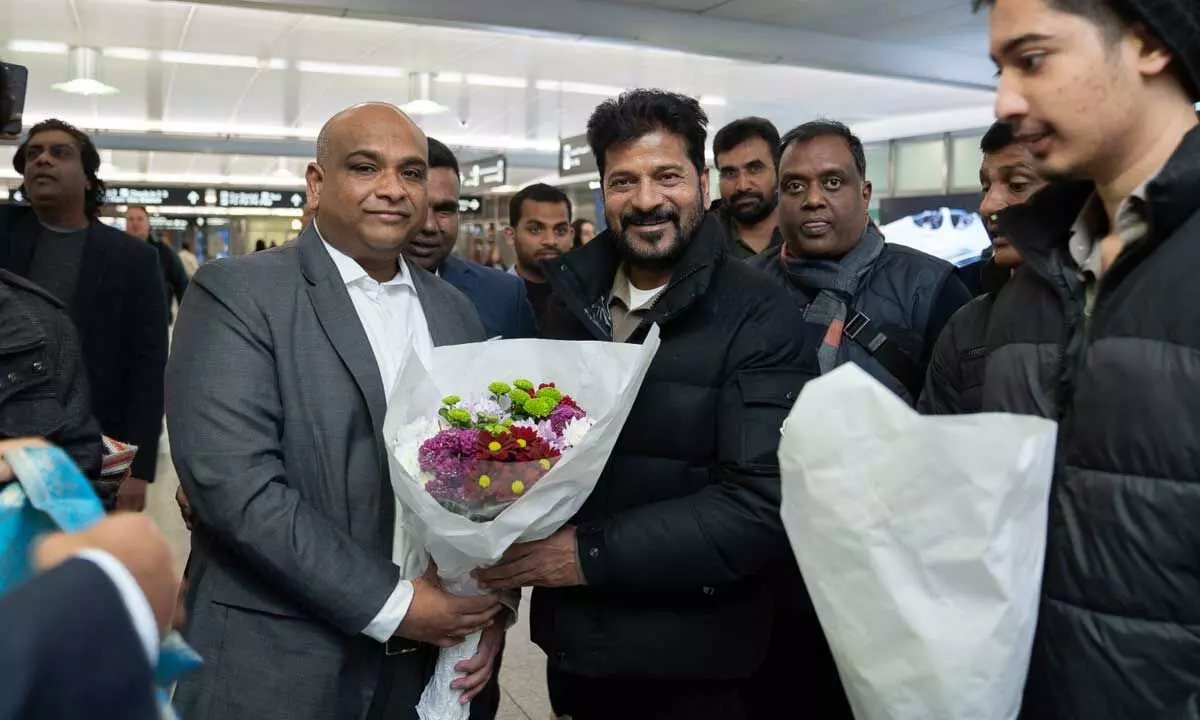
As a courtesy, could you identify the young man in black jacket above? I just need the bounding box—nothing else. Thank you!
[919,121,1047,415]
[125,204,188,324]
[0,119,168,511]
[975,0,1200,716]
[474,90,816,720]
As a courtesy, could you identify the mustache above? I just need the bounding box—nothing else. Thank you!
[731,191,764,205]
[620,207,679,228]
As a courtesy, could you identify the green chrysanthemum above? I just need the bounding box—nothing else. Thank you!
[509,388,531,405]
[513,379,535,392]
[488,381,511,395]
[441,395,461,406]
[535,386,563,403]
[523,397,554,419]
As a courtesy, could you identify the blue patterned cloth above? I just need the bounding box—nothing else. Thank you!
[0,445,202,718]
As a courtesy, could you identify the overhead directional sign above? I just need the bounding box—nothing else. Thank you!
[459,196,484,214]
[559,134,598,177]
[8,184,308,211]
[461,155,507,189]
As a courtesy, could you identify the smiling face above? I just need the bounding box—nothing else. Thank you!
[306,104,428,261]
[602,130,709,273]
[987,0,1166,180]
[406,166,460,272]
[777,134,871,259]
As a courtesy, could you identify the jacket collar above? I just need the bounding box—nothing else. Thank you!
[545,211,725,333]
[999,124,1200,270]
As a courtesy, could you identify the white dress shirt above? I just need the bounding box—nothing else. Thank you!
[317,226,435,643]
[75,549,160,664]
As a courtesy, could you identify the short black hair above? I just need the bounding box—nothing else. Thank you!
[970,0,1128,39]
[509,183,572,228]
[713,117,781,168]
[427,137,460,177]
[980,122,1019,154]
[14,118,106,218]
[587,89,708,179]
[779,119,868,181]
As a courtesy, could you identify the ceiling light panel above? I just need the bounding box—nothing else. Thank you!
[7,40,69,54]
[295,60,403,78]
[160,51,267,69]
[465,74,528,89]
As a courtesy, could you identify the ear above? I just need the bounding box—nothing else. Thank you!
[305,162,324,216]
[505,226,515,248]
[862,179,873,210]
[1130,23,1175,78]
[700,167,711,208]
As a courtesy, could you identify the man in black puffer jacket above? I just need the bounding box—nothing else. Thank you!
[974,0,1200,716]
[750,120,971,407]
[919,121,1047,415]
[475,90,816,720]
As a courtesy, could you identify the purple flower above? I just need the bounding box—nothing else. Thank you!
[418,428,480,483]
[548,403,586,435]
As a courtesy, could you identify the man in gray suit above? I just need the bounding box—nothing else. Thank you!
[167,103,506,719]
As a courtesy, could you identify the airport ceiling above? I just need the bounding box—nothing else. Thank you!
[1,0,998,187]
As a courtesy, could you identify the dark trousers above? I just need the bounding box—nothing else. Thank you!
[547,666,751,720]
[751,563,854,719]
[366,637,504,720]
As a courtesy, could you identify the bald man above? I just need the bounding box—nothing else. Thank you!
[167,103,505,719]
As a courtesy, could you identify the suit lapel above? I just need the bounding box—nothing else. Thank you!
[409,259,461,347]
[299,228,388,433]
[71,223,111,329]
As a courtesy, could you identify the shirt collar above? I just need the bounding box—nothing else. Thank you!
[315,221,413,289]
[1068,176,1154,272]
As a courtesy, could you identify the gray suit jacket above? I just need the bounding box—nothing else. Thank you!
[168,226,484,719]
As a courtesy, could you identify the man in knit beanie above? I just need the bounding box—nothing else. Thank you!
[971,0,1200,718]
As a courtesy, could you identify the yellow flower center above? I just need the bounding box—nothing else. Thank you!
[539,459,551,470]
[488,441,502,452]
[517,439,527,448]
[511,481,526,494]
[478,475,491,488]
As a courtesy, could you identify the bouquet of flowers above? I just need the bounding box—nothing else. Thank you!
[778,365,1057,720]
[403,380,595,522]
[384,329,661,720]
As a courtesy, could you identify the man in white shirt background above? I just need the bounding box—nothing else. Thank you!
[166,102,506,720]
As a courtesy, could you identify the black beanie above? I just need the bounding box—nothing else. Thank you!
[1118,0,1200,100]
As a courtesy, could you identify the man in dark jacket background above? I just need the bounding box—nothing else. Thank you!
[475,89,815,720]
[919,121,1047,415]
[405,137,538,339]
[975,0,1200,716]
[125,204,188,325]
[0,119,168,512]
[750,120,971,406]
[713,116,783,259]
[747,119,971,719]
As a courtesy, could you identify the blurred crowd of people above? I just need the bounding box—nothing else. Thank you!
[2,0,1200,717]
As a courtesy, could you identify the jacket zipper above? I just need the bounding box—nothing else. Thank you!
[632,265,706,336]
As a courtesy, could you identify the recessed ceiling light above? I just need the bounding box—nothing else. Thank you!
[52,48,118,96]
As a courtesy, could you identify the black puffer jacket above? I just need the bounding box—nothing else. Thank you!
[985,126,1200,719]
[918,259,1009,415]
[534,214,817,680]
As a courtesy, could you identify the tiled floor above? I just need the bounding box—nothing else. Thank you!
[150,449,553,720]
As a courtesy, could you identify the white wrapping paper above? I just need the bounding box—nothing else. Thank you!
[384,328,661,720]
[778,364,1056,720]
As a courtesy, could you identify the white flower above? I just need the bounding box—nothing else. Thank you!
[561,416,595,449]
